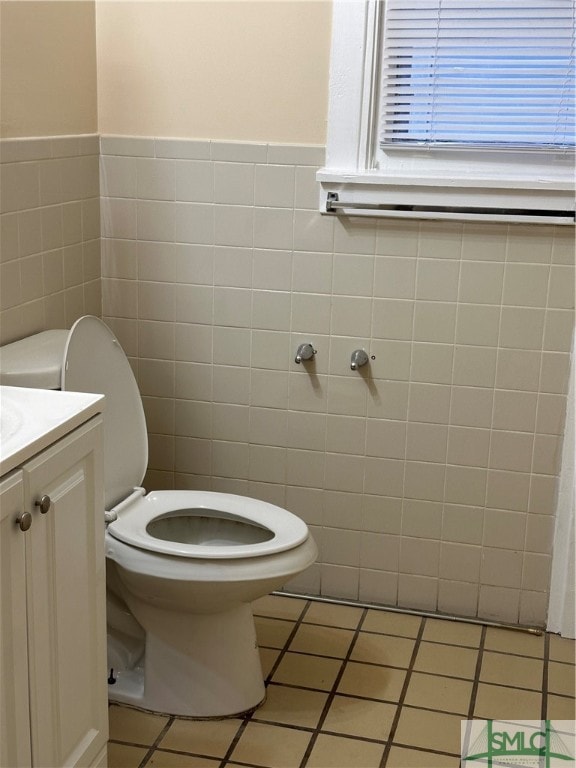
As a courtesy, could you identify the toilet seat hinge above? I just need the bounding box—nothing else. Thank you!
[105,486,146,524]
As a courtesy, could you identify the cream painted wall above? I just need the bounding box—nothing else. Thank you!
[0,1,98,138]
[96,0,332,144]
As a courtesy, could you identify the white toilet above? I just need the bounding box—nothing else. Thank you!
[0,315,317,717]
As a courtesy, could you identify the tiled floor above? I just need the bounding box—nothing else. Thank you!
[108,594,576,768]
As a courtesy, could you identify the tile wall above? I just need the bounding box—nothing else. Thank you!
[0,135,101,345]
[99,137,573,626]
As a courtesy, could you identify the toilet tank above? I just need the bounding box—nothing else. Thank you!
[0,330,68,389]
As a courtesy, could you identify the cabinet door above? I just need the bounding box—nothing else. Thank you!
[0,471,32,768]
[23,418,108,768]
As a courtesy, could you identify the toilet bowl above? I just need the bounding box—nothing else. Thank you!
[0,316,317,717]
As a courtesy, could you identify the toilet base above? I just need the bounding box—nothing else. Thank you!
[108,602,266,718]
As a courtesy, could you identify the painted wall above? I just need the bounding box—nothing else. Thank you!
[0,1,100,342]
[95,0,331,144]
[0,1,98,138]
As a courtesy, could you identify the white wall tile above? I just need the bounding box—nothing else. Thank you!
[175,160,214,203]
[214,205,253,247]
[292,305,331,347]
[214,286,251,327]
[254,207,294,250]
[174,202,214,245]
[294,209,334,252]
[137,158,175,201]
[213,365,250,405]
[331,296,372,337]
[175,284,213,324]
[253,249,292,291]
[89,136,574,626]
[155,139,211,161]
[137,200,175,241]
[214,162,255,206]
[252,290,291,331]
[294,166,319,210]
[332,253,374,297]
[255,164,295,208]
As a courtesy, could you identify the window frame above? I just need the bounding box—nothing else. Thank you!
[318,0,575,225]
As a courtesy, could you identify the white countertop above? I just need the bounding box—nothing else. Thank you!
[0,386,105,476]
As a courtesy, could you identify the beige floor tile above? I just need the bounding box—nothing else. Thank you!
[289,623,355,658]
[306,733,385,768]
[107,743,149,768]
[480,650,543,690]
[404,671,473,715]
[474,683,542,719]
[351,633,416,668]
[422,618,482,647]
[304,600,364,629]
[271,651,342,690]
[158,718,241,758]
[413,641,478,680]
[255,616,295,649]
[547,694,576,719]
[229,721,311,768]
[147,751,220,767]
[484,627,545,658]
[252,594,307,621]
[549,634,576,664]
[321,694,396,741]
[260,647,281,678]
[252,683,328,729]
[548,661,576,697]
[108,705,169,746]
[393,707,463,754]
[362,610,422,638]
[337,661,407,702]
[386,745,461,767]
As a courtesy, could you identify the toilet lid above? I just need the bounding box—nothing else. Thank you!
[62,316,148,510]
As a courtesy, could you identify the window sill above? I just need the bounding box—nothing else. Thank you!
[317,169,575,225]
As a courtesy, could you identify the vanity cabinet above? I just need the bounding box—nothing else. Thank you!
[0,417,108,768]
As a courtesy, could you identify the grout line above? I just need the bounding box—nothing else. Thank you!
[138,716,175,768]
[378,615,426,768]
[263,601,313,683]
[218,599,313,768]
[467,624,487,720]
[386,741,462,759]
[215,711,252,768]
[297,607,369,768]
[277,591,544,634]
[106,595,572,768]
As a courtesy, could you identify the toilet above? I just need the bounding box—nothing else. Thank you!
[0,316,317,717]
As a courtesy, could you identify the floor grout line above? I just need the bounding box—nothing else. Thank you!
[106,596,575,768]
[467,624,487,720]
[378,616,426,768]
[138,715,175,768]
[297,607,369,768]
[218,599,314,768]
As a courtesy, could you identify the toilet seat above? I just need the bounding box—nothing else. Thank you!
[107,490,309,559]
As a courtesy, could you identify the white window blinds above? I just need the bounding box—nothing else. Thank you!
[380,0,576,149]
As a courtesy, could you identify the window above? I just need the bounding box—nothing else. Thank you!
[318,0,575,224]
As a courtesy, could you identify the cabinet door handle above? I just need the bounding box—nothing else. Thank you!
[35,495,51,514]
[17,512,32,532]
